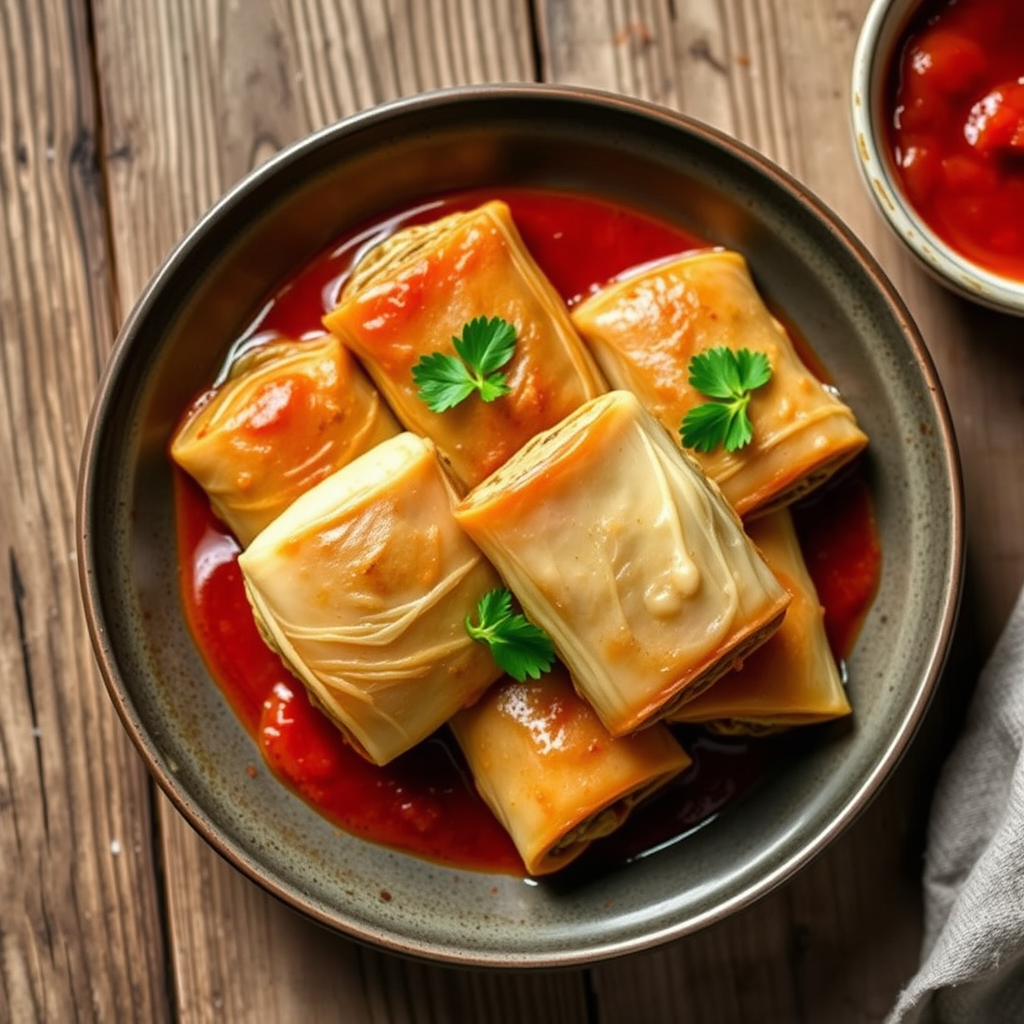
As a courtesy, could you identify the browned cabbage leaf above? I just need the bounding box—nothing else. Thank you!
[170,336,399,545]
[323,199,606,488]
[454,390,791,736]
[670,508,852,732]
[450,665,690,875]
[570,250,868,518]
[238,433,504,766]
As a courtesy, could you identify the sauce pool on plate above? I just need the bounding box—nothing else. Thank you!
[885,0,1024,279]
[173,188,881,876]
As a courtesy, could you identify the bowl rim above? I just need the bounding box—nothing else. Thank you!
[77,81,965,966]
[850,0,1024,315]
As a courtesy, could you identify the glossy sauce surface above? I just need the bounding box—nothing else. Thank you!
[174,188,881,876]
[886,0,1024,278]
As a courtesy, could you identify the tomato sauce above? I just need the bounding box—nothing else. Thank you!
[885,0,1024,279]
[174,188,880,876]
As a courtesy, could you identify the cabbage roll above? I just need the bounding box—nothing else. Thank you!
[570,250,868,518]
[237,432,505,766]
[170,336,400,546]
[453,390,791,736]
[322,200,606,488]
[449,665,690,875]
[670,508,851,732]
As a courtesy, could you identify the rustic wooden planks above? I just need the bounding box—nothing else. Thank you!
[538,4,969,1020]
[0,0,169,1021]
[4,0,1021,1019]
[88,1,584,1021]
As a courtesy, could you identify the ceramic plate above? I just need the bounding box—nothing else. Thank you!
[77,85,962,966]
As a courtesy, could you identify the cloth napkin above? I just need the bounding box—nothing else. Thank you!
[888,585,1024,1023]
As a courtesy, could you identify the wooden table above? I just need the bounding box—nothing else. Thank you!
[3,1,1021,1020]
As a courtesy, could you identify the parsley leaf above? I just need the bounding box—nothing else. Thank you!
[465,588,556,682]
[410,352,478,411]
[680,346,772,453]
[412,316,516,412]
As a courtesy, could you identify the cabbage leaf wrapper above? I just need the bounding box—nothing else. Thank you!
[453,390,791,736]
[170,336,400,546]
[670,508,852,732]
[449,665,691,875]
[322,199,606,488]
[570,250,868,518]
[238,433,505,766]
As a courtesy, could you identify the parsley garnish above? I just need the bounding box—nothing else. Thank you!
[465,588,555,682]
[680,346,773,453]
[412,316,516,413]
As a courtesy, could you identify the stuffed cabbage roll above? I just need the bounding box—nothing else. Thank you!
[453,390,791,736]
[237,432,505,766]
[449,665,691,875]
[322,199,606,488]
[670,508,851,732]
[570,250,868,518]
[170,336,400,546]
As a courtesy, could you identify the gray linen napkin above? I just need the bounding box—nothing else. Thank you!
[888,585,1024,1023]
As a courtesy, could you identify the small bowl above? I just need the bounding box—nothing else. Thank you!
[851,0,1024,315]
[77,84,963,966]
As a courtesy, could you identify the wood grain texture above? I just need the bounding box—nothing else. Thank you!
[90,2,578,1022]
[94,0,536,304]
[5,0,1020,1019]
[539,1,963,1020]
[0,1,169,1021]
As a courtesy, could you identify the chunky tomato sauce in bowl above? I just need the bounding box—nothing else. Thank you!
[852,0,1024,314]
[77,85,962,966]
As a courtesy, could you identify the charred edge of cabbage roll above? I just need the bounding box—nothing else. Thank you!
[644,606,791,724]
[546,775,677,857]
[741,452,864,521]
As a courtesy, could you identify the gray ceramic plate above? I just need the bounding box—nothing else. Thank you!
[77,84,962,967]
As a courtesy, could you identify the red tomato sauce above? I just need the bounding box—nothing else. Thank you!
[792,475,881,658]
[174,188,880,876]
[885,0,1024,279]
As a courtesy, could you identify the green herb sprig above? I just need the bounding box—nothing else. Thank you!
[412,316,516,413]
[680,346,772,453]
[465,588,555,682]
